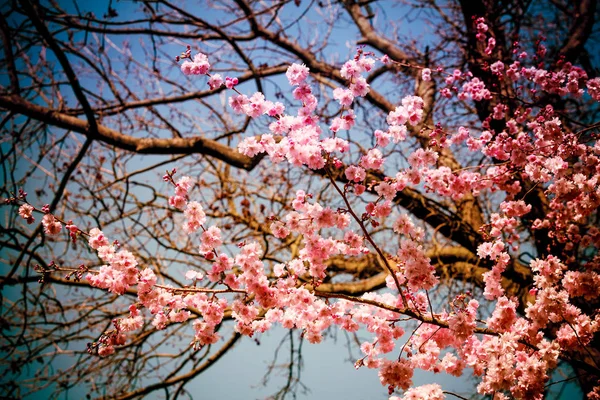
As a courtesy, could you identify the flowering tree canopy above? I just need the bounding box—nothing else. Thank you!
[1,0,600,399]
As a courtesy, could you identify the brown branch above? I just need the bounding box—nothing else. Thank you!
[68,65,288,117]
[21,0,98,134]
[0,12,20,94]
[0,94,261,170]
[556,0,597,66]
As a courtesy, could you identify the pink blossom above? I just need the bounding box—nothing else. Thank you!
[357,57,375,72]
[97,245,116,262]
[183,201,206,233]
[484,37,496,55]
[378,358,413,391]
[228,94,250,114]
[360,149,384,170]
[448,299,478,342]
[350,77,370,97]
[292,84,312,102]
[330,110,356,132]
[98,344,115,357]
[421,68,432,81]
[482,268,505,299]
[245,92,268,118]
[180,61,194,76]
[225,76,238,89]
[185,270,204,281]
[168,195,187,210]
[587,77,600,101]
[399,383,445,400]
[487,296,517,332]
[238,136,264,157]
[270,220,290,238]
[120,305,144,332]
[562,271,600,300]
[500,200,531,217]
[286,63,309,86]
[42,214,61,235]
[191,52,210,74]
[490,61,504,75]
[333,87,354,107]
[375,129,391,147]
[461,78,491,101]
[389,125,407,143]
[374,201,392,218]
[477,240,504,259]
[87,249,139,295]
[181,53,210,75]
[18,204,34,224]
[345,165,366,182]
[387,105,408,126]
[152,312,168,329]
[451,126,470,144]
[408,149,438,168]
[88,227,109,249]
[375,182,396,201]
[492,103,506,119]
[292,190,308,211]
[138,268,157,293]
[200,226,222,253]
[398,239,439,291]
[340,60,360,80]
[208,74,223,90]
[267,102,285,116]
[476,20,488,33]
[175,176,193,197]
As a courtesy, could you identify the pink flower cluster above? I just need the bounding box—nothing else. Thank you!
[183,201,206,234]
[42,214,61,235]
[285,63,309,86]
[15,39,600,397]
[386,96,424,126]
[168,176,193,209]
[392,383,444,400]
[180,52,211,76]
[448,299,479,342]
[87,241,139,295]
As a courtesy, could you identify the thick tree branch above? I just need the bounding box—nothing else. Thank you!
[0,94,260,170]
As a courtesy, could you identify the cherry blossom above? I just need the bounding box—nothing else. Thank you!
[15,33,600,399]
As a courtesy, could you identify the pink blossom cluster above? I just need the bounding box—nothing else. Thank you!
[168,175,193,209]
[460,77,491,101]
[83,36,591,398]
[183,201,206,234]
[520,63,588,97]
[421,68,431,82]
[42,214,62,235]
[525,256,599,351]
[180,52,211,76]
[87,240,139,295]
[285,63,309,86]
[15,39,600,398]
[588,77,600,101]
[447,299,479,342]
[204,46,599,397]
[397,239,439,292]
[386,96,424,126]
[391,383,444,400]
[78,43,600,396]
